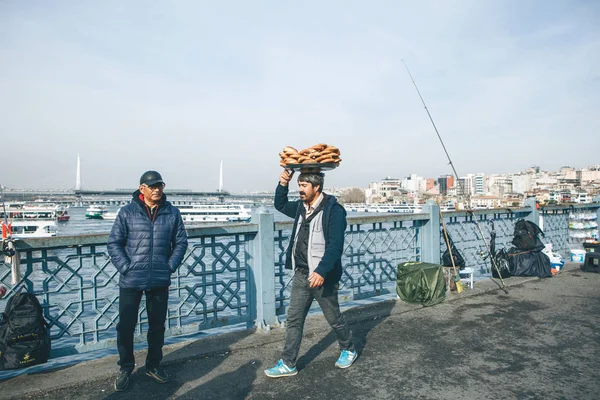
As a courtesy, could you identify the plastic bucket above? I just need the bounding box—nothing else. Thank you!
[551,260,565,271]
[570,249,586,262]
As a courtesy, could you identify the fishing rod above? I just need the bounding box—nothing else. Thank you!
[1,184,14,251]
[1,184,21,287]
[402,60,508,294]
[401,60,461,183]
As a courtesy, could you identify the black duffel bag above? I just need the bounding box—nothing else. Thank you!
[507,248,552,278]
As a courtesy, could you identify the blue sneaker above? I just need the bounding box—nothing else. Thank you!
[335,350,357,369]
[264,359,298,378]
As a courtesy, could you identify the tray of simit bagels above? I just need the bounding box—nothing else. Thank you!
[279,143,342,172]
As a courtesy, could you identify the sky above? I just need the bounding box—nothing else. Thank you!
[1,1,599,192]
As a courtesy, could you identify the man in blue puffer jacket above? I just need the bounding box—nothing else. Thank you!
[108,171,188,391]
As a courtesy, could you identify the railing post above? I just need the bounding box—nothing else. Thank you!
[248,207,277,331]
[420,200,441,263]
[524,197,540,226]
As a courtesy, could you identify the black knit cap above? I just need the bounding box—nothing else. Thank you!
[139,170,164,186]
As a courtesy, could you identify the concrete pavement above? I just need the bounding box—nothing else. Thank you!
[2,263,599,400]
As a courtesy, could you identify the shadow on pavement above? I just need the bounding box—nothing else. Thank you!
[296,300,397,371]
[178,359,261,400]
[100,328,257,400]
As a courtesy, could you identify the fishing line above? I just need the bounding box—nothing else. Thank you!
[402,60,508,294]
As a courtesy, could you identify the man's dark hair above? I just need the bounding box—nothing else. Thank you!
[298,172,325,192]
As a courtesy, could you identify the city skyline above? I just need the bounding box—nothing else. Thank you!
[2,159,598,193]
[1,1,599,192]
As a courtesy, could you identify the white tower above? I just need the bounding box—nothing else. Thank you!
[75,154,81,191]
[218,160,224,192]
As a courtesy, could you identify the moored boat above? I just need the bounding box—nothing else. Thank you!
[343,203,422,213]
[56,205,70,221]
[103,208,120,221]
[173,203,252,224]
[1,203,70,222]
[8,220,58,238]
[85,205,108,219]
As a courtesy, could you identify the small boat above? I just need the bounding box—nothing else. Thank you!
[103,208,120,221]
[56,205,70,222]
[85,205,108,219]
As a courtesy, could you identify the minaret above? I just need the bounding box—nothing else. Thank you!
[219,160,224,193]
[75,154,81,191]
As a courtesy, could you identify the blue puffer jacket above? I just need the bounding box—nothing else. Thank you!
[108,191,188,289]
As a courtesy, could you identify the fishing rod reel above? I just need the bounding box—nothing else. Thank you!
[479,249,490,261]
[2,239,16,257]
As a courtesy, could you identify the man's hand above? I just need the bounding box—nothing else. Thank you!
[308,271,324,288]
[279,169,294,186]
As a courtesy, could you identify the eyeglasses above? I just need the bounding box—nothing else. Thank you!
[142,183,165,191]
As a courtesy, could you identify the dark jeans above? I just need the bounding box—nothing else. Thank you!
[117,287,169,372]
[281,269,354,368]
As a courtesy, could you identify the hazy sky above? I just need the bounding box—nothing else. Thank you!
[1,1,598,192]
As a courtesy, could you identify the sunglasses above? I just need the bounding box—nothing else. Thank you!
[142,183,166,190]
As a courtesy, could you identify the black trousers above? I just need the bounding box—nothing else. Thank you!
[116,287,169,372]
[281,269,354,368]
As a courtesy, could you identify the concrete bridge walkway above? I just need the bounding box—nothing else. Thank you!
[2,263,599,400]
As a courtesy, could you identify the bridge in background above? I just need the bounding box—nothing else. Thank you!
[2,188,275,205]
[2,156,275,204]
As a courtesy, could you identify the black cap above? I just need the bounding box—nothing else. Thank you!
[140,171,164,186]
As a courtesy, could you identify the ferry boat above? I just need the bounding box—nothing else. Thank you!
[85,205,108,219]
[1,203,70,222]
[9,220,58,238]
[175,203,252,224]
[343,203,368,212]
[344,203,422,213]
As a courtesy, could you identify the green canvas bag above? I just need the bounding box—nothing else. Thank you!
[396,262,446,306]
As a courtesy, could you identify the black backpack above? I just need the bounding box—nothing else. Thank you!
[0,292,51,370]
[511,219,544,251]
[441,233,466,270]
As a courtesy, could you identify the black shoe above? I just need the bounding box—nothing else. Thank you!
[114,370,130,392]
[146,367,170,384]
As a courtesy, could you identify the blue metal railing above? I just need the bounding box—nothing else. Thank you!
[1,201,598,358]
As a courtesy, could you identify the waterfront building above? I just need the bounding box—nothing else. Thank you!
[366,177,402,203]
[470,195,501,209]
[487,174,513,198]
[578,168,600,184]
[474,173,485,195]
[401,174,427,193]
[502,192,525,207]
[572,190,589,204]
[512,174,534,194]
[532,172,559,190]
[549,191,562,204]
[425,178,436,192]
[437,175,454,196]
